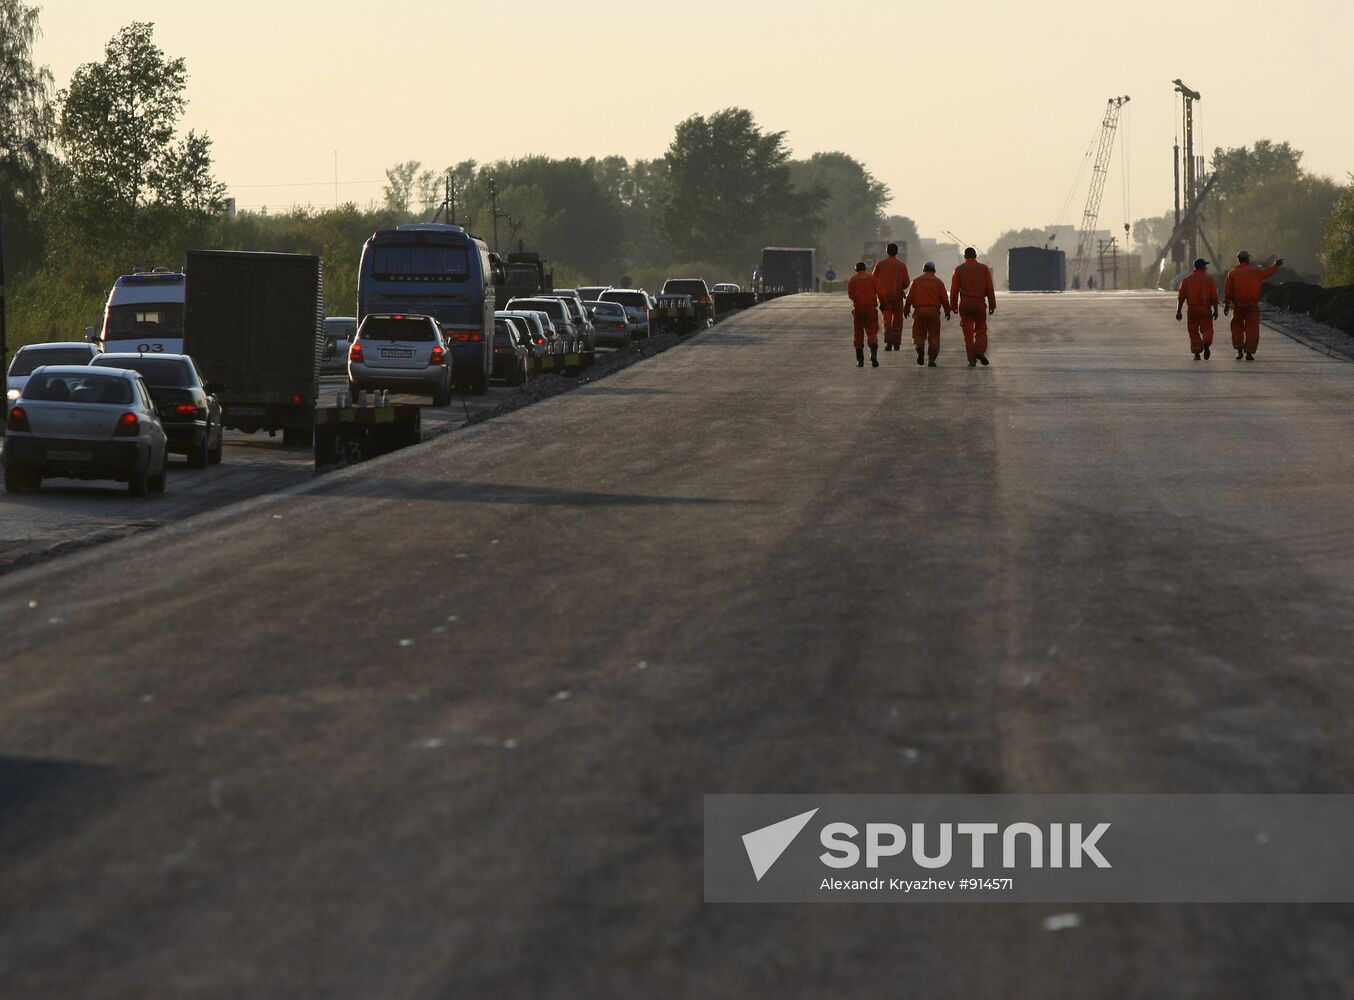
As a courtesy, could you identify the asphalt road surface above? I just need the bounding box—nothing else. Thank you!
[3,293,1354,998]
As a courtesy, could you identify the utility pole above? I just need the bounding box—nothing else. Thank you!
[1173,79,1202,263]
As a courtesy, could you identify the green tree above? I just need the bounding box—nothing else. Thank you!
[787,152,889,276]
[0,0,56,276]
[1205,140,1342,279]
[1321,178,1354,287]
[382,160,421,216]
[660,108,823,275]
[54,21,223,258]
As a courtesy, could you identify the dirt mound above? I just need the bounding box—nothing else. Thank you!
[1263,281,1354,336]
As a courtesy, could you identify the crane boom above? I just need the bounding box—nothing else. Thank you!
[1071,96,1130,288]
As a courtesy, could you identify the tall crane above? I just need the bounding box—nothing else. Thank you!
[1071,96,1130,289]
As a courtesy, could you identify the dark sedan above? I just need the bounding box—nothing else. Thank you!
[92,353,224,467]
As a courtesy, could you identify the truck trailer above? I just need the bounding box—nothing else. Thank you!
[183,249,324,448]
[757,248,817,301]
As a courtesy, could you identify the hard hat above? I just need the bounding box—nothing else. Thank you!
[1193,258,1208,268]
[923,261,936,271]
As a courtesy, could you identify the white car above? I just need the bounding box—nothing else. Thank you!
[585,300,632,347]
[598,289,654,339]
[6,342,101,402]
[712,283,742,294]
[4,365,169,496]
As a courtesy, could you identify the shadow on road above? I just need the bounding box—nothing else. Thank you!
[319,479,761,508]
[0,755,124,838]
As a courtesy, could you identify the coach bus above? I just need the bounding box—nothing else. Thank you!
[357,224,496,394]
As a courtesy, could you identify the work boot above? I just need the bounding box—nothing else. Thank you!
[870,344,879,368]
[856,347,865,367]
[977,353,989,366]
[916,347,925,366]
[969,360,977,367]
[1246,352,1255,361]
[927,361,937,368]
[1193,352,1201,360]
[1237,348,1245,359]
[1203,345,1211,360]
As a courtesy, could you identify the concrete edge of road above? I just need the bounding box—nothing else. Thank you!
[0,309,758,592]
[1261,305,1354,362]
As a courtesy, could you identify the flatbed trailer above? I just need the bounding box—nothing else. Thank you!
[313,397,423,471]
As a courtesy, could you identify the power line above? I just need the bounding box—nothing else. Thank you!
[227,179,382,189]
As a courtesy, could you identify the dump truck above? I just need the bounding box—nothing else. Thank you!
[183,249,324,448]
[501,250,554,300]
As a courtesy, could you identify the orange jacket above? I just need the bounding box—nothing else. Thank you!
[848,271,884,311]
[950,259,996,311]
[905,272,950,312]
[1178,271,1219,311]
[1224,262,1281,307]
[872,255,911,301]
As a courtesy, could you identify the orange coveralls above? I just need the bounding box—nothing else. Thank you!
[1223,262,1281,354]
[904,272,951,362]
[950,259,996,363]
[848,271,884,348]
[1177,271,1219,354]
[872,255,911,347]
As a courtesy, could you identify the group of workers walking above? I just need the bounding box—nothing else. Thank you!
[846,242,1286,368]
[1175,250,1284,361]
[848,244,996,369]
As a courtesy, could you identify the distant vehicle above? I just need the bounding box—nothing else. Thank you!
[577,285,610,301]
[183,249,324,448]
[661,277,716,329]
[7,343,101,402]
[3,366,168,496]
[491,318,531,386]
[501,249,554,300]
[545,289,597,359]
[359,225,496,394]
[321,317,357,375]
[757,248,816,300]
[506,297,580,356]
[347,314,453,406]
[91,353,224,468]
[712,282,742,294]
[96,268,186,355]
[599,288,654,338]
[499,310,563,357]
[586,300,631,347]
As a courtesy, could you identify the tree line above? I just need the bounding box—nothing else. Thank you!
[1,6,901,346]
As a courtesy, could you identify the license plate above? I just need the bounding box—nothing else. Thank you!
[381,348,414,359]
[231,405,265,416]
[48,450,92,462]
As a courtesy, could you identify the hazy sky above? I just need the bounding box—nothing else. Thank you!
[32,0,1354,252]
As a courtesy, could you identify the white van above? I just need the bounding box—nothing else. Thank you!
[97,268,186,355]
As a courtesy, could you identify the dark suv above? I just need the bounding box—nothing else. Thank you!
[661,278,717,327]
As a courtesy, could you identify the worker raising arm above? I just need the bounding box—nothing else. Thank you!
[1223,250,1283,361]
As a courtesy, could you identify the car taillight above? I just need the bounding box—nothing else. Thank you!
[448,330,484,343]
[290,394,304,405]
[350,342,364,362]
[6,406,29,432]
[613,321,626,329]
[114,412,139,436]
[430,345,446,365]
[175,403,198,415]
[698,294,712,303]
[534,336,544,345]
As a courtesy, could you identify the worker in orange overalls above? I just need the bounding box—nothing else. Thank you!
[872,242,911,352]
[949,247,996,367]
[1176,257,1219,360]
[903,261,952,368]
[847,261,883,368]
[1223,249,1283,360]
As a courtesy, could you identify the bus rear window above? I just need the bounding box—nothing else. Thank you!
[372,246,470,281]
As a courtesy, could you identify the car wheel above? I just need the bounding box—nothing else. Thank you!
[473,369,489,396]
[209,426,224,464]
[5,464,33,494]
[348,381,363,402]
[432,385,451,407]
[188,433,209,468]
[127,467,148,497]
[149,453,168,494]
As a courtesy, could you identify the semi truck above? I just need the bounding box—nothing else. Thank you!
[183,250,324,448]
[756,248,817,301]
